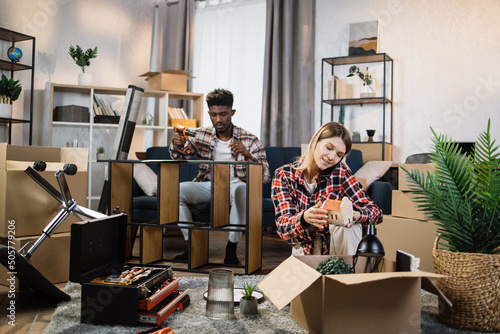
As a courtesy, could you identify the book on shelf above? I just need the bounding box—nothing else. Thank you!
[167,107,188,119]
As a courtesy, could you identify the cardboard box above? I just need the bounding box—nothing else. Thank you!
[378,216,437,272]
[258,255,447,334]
[398,163,436,191]
[392,190,430,220]
[0,144,88,237]
[140,70,194,92]
[0,232,71,286]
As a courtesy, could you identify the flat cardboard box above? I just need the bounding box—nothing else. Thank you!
[140,70,194,92]
[398,163,436,191]
[392,190,430,221]
[0,232,71,286]
[0,144,88,237]
[378,216,437,272]
[258,255,447,334]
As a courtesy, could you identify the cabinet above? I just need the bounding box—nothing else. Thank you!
[48,83,204,209]
[0,27,35,145]
[321,53,393,161]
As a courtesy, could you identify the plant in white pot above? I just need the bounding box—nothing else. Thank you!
[96,147,105,160]
[69,45,98,86]
[239,282,258,316]
[0,74,22,119]
[402,119,500,332]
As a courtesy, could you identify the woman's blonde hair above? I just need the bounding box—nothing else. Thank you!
[297,122,352,171]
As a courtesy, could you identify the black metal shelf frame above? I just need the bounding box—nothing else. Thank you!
[0,27,35,145]
[320,53,394,160]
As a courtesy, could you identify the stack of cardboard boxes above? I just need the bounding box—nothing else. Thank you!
[0,144,88,287]
[377,163,438,272]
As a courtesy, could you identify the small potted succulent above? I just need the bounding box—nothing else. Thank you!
[0,74,22,118]
[69,45,98,86]
[239,282,258,315]
[96,146,105,160]
[351,131,361,142]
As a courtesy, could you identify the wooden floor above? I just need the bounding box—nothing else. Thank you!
[0,229,290,333]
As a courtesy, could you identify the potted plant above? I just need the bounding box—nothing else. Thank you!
[0,74,22,118]
[351,131,361,142]
[347,65,375,98]
[69,45,98,86]
[402,119,500,332]
[96,147,105,160]
[239,282,258,315]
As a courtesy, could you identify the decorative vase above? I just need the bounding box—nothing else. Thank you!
[366,129,376,142]
[96,153,105,161]
[78,72,93,86]
[352,133,361,142]
[360,82,375,98]
[0,103,13,118]
[240,297,258,315]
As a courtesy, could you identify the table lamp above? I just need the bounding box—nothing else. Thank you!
[353,220,385,273]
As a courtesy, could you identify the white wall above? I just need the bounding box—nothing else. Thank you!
[2,0,500,160]
[0,0,158,145]
[315,0,500,162]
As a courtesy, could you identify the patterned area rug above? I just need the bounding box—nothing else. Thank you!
[45,275,483,334]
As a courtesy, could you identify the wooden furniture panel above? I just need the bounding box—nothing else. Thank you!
[212,164,230,228]
[247,164,263,274]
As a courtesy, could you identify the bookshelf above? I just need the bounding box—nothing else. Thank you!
[47,83,204,209]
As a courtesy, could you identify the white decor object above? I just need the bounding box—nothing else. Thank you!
[354,160,393,188]
[78,73,93,86]
[0,104,12,118]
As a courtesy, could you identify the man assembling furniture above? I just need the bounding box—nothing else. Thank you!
[169,88,270,264]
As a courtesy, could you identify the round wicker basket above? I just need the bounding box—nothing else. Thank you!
[432,237,500,332]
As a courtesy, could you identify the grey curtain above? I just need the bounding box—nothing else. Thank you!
[260,0,315,147]
[151,0,195,77]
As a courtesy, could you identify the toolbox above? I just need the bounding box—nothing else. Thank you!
[69,214,188,326]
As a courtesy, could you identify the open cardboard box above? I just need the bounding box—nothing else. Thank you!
[0,144,88,237]
[140,70,194,92]
[258,255,450,334]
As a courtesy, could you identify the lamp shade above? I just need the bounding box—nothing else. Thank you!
[356,224,385,257]
[353,223,385,272]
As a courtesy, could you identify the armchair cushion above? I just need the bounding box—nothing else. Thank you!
[353,160,393,189]
[133,163,157,196]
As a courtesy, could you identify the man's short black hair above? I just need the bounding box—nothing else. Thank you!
[206,88,233,108]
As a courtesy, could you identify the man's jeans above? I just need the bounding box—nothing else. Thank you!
[178,180,246,243]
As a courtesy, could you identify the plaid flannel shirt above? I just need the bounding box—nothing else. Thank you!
[271,161,383,255]
[169,125,270,183]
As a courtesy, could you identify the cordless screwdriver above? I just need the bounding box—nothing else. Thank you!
[173,124,196,155]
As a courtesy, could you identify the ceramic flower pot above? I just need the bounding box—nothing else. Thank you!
[240,297,258,315]
[0,103,12,118]
[78,72,93,86]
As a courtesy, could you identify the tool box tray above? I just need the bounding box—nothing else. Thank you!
[69,214,174,326]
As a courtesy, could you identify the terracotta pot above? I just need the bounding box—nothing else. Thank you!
[240,297,258,315]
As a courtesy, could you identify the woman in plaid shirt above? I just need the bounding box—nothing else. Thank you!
[271,122,382,255]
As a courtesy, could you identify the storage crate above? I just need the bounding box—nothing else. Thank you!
[168,119,197,127]
[53,105,90,123]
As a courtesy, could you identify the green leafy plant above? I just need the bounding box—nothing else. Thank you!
[347,65,372,86]
[69,45,98,73]
[96,147,104,154]
[352,131,360,135]
[242,282,257,300]
[402,119,500,254]
[0,74,22,104]
[316,256,353,275]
